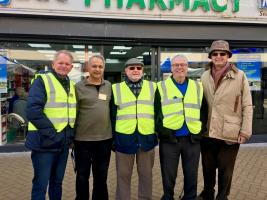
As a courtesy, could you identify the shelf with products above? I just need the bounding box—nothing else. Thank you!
[0,96,8,145]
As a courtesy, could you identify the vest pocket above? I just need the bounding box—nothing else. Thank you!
[222,115,241,141]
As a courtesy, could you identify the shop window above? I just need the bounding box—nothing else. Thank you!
[160,46,267,135]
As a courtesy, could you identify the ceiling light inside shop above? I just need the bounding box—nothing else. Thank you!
[136,56,143,59]
[110,51,127,55]
[75,51,92,54]
[45,54,54,58]
[29,43,51,48]
[142,52,150,55]
[106,59,120,63]
[113,46,132,50]
[38,50,57,54]
[73,45,93,49]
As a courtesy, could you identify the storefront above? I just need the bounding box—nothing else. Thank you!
[0,0,267,144]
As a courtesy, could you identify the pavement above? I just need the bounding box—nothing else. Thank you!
[0,144,267,200]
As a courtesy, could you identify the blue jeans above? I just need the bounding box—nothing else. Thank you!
[31,147,69,200]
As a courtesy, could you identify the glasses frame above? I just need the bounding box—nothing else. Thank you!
[171,63,188,68]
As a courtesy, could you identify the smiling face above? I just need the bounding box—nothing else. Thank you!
[171,56,188,82]
[125,64,144,82]
[52,52,73,77]
[87,57,105,81]
[210,50,229,68]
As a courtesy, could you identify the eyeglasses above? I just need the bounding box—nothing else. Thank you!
[171,63,188,68]
[211,52,227,57]
[128,66,143,70]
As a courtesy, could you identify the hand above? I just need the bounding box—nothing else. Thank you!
[237,134,247,144]
[69,142,74,149]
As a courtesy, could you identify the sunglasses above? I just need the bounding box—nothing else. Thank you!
[128,66,143,70]
[211,52,227,57]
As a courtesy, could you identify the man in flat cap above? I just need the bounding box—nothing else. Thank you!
[197,40,253,200]
[111,58,158,200]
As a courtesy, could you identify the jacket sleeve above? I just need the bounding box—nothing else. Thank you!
[200,95,208,135]
[26,77,56,132]
[110,93,117,137]
[240,73,253,139]
[154,89,161,134]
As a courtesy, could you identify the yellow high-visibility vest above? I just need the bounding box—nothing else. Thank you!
[112,80,156,135]
[157,77,203,134]
[28,73,76,133]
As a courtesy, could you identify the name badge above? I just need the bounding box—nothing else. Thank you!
[98,93,107,100]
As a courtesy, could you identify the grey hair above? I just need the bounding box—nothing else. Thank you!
[88,54,105,65]
[53,50,74,62]
[171,54,188,64]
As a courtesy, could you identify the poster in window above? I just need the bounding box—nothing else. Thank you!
[0,55,7,93]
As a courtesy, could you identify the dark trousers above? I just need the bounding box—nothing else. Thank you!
[200,137,240,200]
[74,139,112,200]
[159,136,200,200]
[31,147,69,200]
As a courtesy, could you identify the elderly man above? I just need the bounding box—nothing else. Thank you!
[197,40,253,200]
[111,58,158,200]
[25,50,76,200]
[74,54,112,200]
[157,54,206,200]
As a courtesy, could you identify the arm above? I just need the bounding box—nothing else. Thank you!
[239,73,253,143]
[154,88,162,134]
[200,95,208,135]
[110,93,117,137]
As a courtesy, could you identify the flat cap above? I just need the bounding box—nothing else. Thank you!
[124,58,144,68]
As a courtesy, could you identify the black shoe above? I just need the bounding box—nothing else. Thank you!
[197,190,215,200]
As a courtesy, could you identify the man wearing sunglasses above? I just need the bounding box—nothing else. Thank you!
[157,54,206,200]
[198,40,253,200]
[111,58,158,200]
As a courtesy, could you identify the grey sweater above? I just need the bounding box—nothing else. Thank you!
[74,78,112,141]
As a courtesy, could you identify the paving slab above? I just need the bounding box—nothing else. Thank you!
[0,144,267,200]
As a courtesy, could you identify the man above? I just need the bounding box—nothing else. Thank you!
[74,54,112,200]
[8,87,25,113]
[157,54,205,200]
[12,89,28,135]
[25,50,76,200]
[198,40,253,200]
[111,58,158,200]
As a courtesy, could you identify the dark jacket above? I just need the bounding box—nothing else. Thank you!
[25,70,74,152]
[110,86,158,154]
[155,86,208,144]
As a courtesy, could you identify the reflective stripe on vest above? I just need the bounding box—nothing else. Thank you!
[112,80,156,135]
[28,73,77,132]
[158,77,203,134]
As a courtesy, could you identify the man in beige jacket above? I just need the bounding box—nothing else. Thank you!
[197,40,253,200]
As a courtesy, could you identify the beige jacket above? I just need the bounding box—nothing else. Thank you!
[201,63,253,143]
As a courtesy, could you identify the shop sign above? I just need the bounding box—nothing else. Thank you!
[85,0,240,12]
[259,0,267,9]
[258,0,267,16]
[0,0,266,24]
[0,0,10,6]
